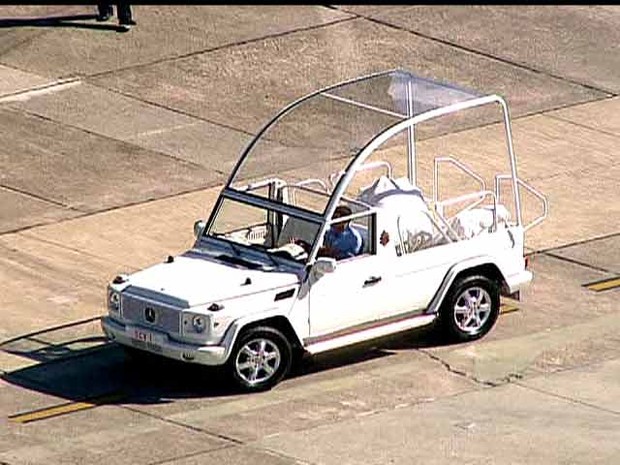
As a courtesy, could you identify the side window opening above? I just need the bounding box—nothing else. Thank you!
[319,208,375,261]
[350,213,375,256]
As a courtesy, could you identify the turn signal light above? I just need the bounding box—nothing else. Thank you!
[112,275,127,284]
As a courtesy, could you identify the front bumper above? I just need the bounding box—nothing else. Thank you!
[101,316,228,366]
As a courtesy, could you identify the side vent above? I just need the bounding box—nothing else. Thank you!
[274,288,295,302]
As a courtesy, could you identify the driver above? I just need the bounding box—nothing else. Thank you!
[318,205,362,260]
[289,205,363,261]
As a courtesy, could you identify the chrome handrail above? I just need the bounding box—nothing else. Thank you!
[328,160,393,190]
[494,175,548,231]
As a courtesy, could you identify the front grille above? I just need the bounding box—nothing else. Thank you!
[121,293,181,334]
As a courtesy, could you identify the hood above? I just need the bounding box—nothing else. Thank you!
[126,251,300,307]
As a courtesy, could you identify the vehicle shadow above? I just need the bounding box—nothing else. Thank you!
[292,325,454,378]
[0,14,122,32]
[1,319,453,409]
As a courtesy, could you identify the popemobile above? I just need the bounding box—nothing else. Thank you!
[102,70,548,391]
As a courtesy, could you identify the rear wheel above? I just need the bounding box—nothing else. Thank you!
[228,326,292,392]
[439,274,500,342]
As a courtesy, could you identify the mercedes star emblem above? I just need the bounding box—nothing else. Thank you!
[144,306,157,324]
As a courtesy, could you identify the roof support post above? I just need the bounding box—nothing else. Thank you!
[406,79,417,185]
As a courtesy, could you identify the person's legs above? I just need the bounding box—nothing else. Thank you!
[116,4,136,25]
[97,3,113,21]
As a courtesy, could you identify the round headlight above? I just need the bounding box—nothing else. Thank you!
[108,290,120,312]
[192,315,206,333]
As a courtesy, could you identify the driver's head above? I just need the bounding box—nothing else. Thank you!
[332,205,352,233]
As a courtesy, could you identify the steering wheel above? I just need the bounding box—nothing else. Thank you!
[271,242,308,261]
[292,238,312,253]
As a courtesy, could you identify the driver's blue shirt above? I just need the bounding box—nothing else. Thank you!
[324,226,362,260]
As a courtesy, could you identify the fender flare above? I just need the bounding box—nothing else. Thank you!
[425,255,506,315]
[217,308,301,363]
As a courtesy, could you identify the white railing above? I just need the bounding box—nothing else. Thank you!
[328,160,393,190]
[433,156,487,215]
[494,175,548,231]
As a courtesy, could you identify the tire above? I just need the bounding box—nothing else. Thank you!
[227,326,292,392]
[438,274,500,342]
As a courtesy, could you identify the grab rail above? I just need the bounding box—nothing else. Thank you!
[294,178,329,192]
[494,175,548,231]
[433,156,486,213]
[328,160,393,190]
[283,181,331,208]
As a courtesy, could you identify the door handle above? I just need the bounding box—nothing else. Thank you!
[364,276,382,286]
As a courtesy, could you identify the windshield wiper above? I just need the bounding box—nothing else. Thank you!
[212,234,279,269]
[216,254,263,270]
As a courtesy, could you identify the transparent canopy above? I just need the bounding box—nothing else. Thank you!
[228,69,484,210]
[200,70,524,267]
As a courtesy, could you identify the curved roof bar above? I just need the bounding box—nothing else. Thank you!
[223,69,400,188]
[325,94,523,230]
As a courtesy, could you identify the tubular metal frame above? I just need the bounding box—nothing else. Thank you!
[209,71,526,265]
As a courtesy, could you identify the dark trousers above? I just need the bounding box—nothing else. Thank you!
[117,4,133,25]
[97,4,133,25]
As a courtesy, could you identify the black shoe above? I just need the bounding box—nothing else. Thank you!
[117,24,131,32]
[97,5,113,22]
[119,19,137,26]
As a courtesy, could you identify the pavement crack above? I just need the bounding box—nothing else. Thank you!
[0,183,82,211]
[545,112,620,139]
[349,14,614,96]
[529,231,620,256]
[515,382,620,416]
[120,404,245,445]
[416,348,499,387]
[17,230,136,270]
[541,251,617,274]
[0,180,219,237]
[12,107,210,172]
[85,17,357,80]
[0,316,103,347]
[88,84,257,138]
[145,444,238,465]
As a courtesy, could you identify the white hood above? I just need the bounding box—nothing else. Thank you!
[127,252,300,307]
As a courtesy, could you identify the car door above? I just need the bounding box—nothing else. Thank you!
[308,253,388,338]
[388,243,457,314]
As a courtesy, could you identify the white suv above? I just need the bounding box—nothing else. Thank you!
[101,70,547,391]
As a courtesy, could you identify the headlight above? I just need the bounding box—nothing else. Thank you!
[183,312,210,335]
[108,288,121,313]
[192,315,206,333]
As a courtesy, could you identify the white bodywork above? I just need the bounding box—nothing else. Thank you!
[101,70,547,367]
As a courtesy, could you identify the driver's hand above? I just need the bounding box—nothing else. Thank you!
[291,237,310,252]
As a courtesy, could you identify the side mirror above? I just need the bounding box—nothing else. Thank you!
[313,257,337,277]
[194,220,206,239]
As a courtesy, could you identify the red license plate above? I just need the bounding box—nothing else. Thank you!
[133,328,154,343]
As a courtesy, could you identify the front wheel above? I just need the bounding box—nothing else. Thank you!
[438,274,500,342]
[227,326,292,392]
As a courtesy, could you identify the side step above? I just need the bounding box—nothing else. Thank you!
[304,313,436,355]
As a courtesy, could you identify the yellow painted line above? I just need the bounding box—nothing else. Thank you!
[584,277,620,292]
[8,393,124,424]
[500,303,519,315]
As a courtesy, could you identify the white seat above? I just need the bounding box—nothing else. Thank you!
[358,175,436,252]
[277,216,317,247]
[350,223,369,255]
[449,204,511,239]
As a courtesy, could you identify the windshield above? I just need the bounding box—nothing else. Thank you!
[228,69,483,213]
[204,197,322,266]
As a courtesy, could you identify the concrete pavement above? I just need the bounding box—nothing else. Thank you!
[1,5,619,465]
